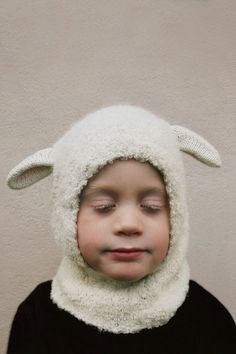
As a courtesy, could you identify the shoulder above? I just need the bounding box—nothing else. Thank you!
[20,280,52,304]
[8,280,54,340]
[188,280,233,311]
[187,279,236,327]
[165,280,236,352]
[16,280,53,317]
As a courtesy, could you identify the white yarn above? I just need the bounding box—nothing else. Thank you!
[50,105,190,332]
[51,255,190,333]
[6,104,221,333]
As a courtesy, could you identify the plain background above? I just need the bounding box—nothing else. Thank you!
[1,0,236,352]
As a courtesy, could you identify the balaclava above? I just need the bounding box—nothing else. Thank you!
[7,105,221,333]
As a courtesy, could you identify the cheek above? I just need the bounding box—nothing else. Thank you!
[162,233,171,255]
[77,229,98,265]
[77,223,92,249]
[151,235,170,267]
[79,241,94,260]
[162,219,171,245]
[77,215,101,260]
[152,217,171,256]
[76,210,92,241]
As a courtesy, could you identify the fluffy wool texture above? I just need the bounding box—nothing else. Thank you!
[49,105,190,333]
[51,255,190,333]
[51,106,189,264]
[6,104,221,333]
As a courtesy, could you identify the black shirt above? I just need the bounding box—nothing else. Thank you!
[6,280,236,354]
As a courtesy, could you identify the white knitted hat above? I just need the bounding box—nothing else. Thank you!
[7,105,221,333]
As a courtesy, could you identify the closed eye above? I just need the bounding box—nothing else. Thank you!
[94,204,116,213]
[94,204,162,214]
[141,204,162,213]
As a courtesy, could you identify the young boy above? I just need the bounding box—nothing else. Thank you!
[6,105,236,353]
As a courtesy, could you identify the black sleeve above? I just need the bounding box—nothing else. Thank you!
[6,300,38,354]
[189,280,236,353]
[210,300,236,353]
[5,282,52,354]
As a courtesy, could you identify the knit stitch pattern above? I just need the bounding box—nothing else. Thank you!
[49,105,191,332]
[6,104,221,333]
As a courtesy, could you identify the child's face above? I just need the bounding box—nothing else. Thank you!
[77,159,170,282]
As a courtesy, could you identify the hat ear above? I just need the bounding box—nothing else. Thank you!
[172,125,221,167]
[6,148,53,189]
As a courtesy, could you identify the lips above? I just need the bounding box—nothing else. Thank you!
[108,248,145,261]
[111,248,144,253]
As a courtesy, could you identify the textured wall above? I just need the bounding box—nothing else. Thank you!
[1,0,236,352]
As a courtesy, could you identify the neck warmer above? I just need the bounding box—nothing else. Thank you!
[6,105,221,333]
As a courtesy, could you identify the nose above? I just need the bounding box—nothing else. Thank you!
[113,206,143,236]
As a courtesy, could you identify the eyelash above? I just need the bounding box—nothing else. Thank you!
[94,204,162,214]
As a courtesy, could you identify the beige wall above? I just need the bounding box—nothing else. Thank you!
[1,0,236,351]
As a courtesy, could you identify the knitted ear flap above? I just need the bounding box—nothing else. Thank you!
[6,148,53,189]
[172,125,221,167]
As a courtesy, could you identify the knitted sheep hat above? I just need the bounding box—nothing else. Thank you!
[7,105,221,333]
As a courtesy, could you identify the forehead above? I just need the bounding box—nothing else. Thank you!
[81,159,167,198]
[95,158,163,180]
[90,158,164,182]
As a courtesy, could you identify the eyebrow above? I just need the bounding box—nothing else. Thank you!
[81,186,167,199]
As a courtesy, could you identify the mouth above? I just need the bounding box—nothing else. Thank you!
[107,248,145,261]
[111,248,144,253]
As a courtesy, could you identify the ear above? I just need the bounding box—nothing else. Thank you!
[172,125,221,167]
[6,148,53,189]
